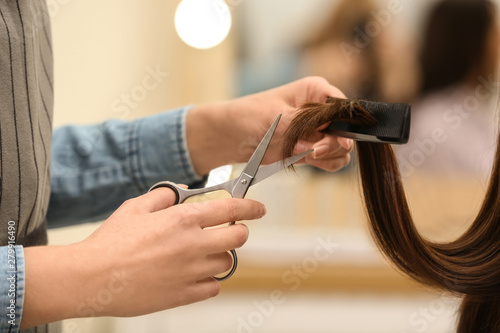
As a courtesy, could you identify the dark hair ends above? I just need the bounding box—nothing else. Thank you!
[282,97,500,331]
[457,295,500,332]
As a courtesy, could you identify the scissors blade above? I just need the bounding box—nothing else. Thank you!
[251,149,313,186]
[241,114,281,179]
[231,115,281,198]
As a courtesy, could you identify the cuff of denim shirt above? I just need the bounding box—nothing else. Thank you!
[134,106,207,191]
[0,245,24,333]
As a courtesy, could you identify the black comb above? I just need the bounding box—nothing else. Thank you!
[324,100,411,144]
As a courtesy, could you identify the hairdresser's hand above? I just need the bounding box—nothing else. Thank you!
[187,76,354,174]
[21,187,266,328]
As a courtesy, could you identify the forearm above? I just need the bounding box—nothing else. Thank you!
[21,244,93,328]
[3,240,123,330]
[187,101,242,175]
[49,107,206,227]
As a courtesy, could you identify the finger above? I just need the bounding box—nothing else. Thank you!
[337,137,354,151]
[311,136,354,160]
[306,153,352,172]
[132,186,179,213]
[202,223,250,254]
[203,252,234,278]
[316,122,331,131]
[299,76,346,102]
[176,278,221,306]
[194,278,221,300]
[292,123,332,145]
[294,135,353,160]
[177,198,266,228]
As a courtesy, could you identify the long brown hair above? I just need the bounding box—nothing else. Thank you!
[282,98,500,332]
[420,0,496,94]
[302,0,384,100]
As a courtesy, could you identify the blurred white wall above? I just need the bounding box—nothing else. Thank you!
[51,0,235,128]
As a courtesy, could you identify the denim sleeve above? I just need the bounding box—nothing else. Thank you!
[0,245,24,333]
[48,106,207,228]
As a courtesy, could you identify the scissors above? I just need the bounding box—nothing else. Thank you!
[148,114,313,281]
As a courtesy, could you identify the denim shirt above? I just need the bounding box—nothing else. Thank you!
[0,106,206,332]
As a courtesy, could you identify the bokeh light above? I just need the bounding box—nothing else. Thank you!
[175,0,232,49]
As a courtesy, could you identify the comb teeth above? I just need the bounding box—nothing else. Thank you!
[325,101,411,144]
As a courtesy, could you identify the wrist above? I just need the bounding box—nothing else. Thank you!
[21,243,100,328]
[186,102,242,175]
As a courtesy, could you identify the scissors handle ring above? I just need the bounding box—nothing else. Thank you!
[148,181,238,281]
[214,249,237,281]
[148,181,184,204]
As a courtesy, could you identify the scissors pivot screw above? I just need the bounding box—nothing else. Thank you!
[241,179,248,185]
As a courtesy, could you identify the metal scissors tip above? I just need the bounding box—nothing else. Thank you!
[240,114,282,180]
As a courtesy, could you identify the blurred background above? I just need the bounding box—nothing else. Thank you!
[47,0,500,332]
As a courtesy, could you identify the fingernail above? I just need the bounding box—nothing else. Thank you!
[260,204,267,218]
[313,145,329,159]
[338,137,353,150]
